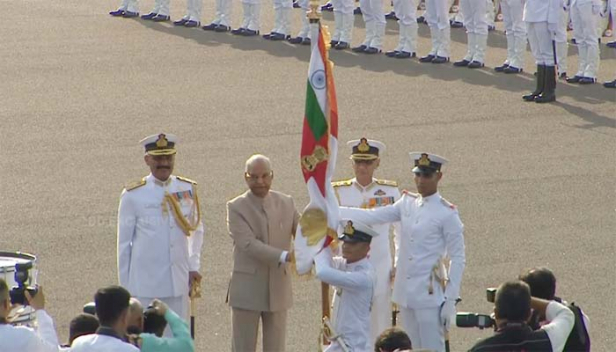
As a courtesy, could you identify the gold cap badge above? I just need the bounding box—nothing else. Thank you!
[344,221,355,236]
[155,134,169,148]
[418,154,431,166]
[357,138,370,153]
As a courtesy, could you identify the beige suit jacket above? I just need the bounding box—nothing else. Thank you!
[227,190,300,312]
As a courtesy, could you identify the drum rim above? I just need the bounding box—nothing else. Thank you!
[0,251,36,273]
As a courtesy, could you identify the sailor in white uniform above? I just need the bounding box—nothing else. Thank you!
[339,152,465,352]
[315,220,378,352]
[332,138,400,346]
[117,133,204,335]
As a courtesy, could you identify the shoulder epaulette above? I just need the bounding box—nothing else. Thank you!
[331,179,353,187]
[375,179,398,187]
[402,190,418,198]
[176,176,198,185]
[441,197,457,209]
[125,178,146,192]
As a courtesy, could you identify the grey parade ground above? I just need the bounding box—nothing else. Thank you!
[1,0,614,351]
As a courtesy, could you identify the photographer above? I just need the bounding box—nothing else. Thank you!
[128,299,194,352]
[374,327,412,352]
[0,279,60,352]
[469,281,574,352]
[59,313,100,351]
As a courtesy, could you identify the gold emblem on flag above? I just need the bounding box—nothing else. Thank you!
[299,208,329,246]
[418,154,431,166]
[301,146,329,172]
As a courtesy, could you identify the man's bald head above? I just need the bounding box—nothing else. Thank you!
[126,298,144,333]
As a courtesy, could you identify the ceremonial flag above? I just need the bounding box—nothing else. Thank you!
[294,22,339,275]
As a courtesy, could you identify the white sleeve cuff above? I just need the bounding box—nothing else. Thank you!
[279,251,288,264]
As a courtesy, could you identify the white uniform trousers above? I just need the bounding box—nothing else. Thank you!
[571,1,601,78]
[272,0,293,35]
[152,0,171,16]
[425,0,451,57]
[296,0,311,39]
[359,0,387,48]
[134,295,189,337]
[501,0,527,68]
[119,0,139,13]
[554,3,569,74]
[460,0,489,62]
[399,306,444,352]
[211,0,233,27]
[393,0,419,53]
[369,292,393,346]
[241,0,261,31]
[179,0,203,21]
[527,21,555,65]
[333,0,355,43]
[610,0,616,43]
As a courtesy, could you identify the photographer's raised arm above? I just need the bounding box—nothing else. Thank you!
[24,287,61,352]
[531,298,575,352]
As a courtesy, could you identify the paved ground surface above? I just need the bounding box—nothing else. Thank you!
[1,0,615,350]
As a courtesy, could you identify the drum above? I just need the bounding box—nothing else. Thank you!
[0,251,38,327]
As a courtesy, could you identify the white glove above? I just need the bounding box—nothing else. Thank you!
[440,299,456,331]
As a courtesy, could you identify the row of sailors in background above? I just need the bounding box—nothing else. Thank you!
[110,0,616,88]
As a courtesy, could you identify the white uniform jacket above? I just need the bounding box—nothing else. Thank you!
[340,191,465,309]
[0,310,59,352]
[315,248,376,352]
[70,334,140,352]
[117,174,205,298]
[333,178,401,297]
[524,0,563,23]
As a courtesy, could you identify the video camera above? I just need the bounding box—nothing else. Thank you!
[9,262,38,306]
[456,288,497,330]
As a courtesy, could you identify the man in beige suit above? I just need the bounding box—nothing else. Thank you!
[227,154,300,352]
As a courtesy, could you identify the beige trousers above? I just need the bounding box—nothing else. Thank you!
[231,307,287,352]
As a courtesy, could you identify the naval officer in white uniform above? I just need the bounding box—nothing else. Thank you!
[315,220,378,352]
[117,133,204,333]
[332,138,401,346]
[340,152,465,352]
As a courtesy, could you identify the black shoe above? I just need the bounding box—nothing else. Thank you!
[385,50,400,57]
[242,29,259,36]
[330,40,339,46]
[558,72,567,80]
[335,41,349,50]
[450,21,463,28]
[321,3,333,11]
[185,20,200,27]
[417,16,426,24]
[202,23,217,30]
[352,44,368,53]
[293,0,301,8]
[566,75,583,84]
[453,59,470,67]
[109,9,125,16]
[364,47,381,54]
[419,54,435,63]
[385,11,398,20]
[494,63,509,72]
[523,64,545,101]
[141,12,157,20]
[395,51,415,59]
[607,41,616,48]
[301,38,311,45]
[468,60,484,69]
[214,24,230,32]
[578,77,595,85]
[431,56,449,64]
[354,7,362,15]
[603,80,616,88]
[123,11,139,18]
[535,66,556,103]
[288,36,304,44]
[488,25,495,31]
[174,18,189,26]
[152,14,170,22]
[231,27,246,35]
[503,66,522,74]
[269,33,289,41]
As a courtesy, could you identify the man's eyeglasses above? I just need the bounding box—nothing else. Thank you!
[245,171,274,181]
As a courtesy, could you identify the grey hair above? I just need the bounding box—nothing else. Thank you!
[245,154,272,173]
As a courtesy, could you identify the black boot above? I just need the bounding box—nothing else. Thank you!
[523,65,545,102]
[536,65,556,103]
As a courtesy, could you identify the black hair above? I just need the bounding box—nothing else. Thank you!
[143,307,167,337]
[374,327,412,352]
[519,267,556,300]
[94,286,131,326]
[69,313,100,344]
[494,281,532,322]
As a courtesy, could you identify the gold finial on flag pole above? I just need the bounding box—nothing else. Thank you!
[308,0,321,21]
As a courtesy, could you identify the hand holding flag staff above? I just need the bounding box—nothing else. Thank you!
[292,0,340,349]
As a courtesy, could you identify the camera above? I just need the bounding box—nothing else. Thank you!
[9,262,38,305]
[456,312,496,330]
[486,288,497,303]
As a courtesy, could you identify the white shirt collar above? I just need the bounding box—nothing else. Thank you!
[147,173,172,187]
